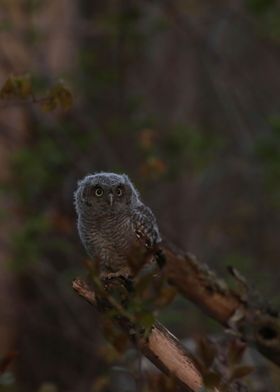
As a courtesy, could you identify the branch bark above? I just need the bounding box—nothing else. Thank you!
[72,278,205,392]
[72,239,280,390]
[160,244,280,366]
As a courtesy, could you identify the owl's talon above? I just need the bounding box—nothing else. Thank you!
[101,273,134,293]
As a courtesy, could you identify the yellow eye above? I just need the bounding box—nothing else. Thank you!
[116,187,123,197]
[95,187,103,197]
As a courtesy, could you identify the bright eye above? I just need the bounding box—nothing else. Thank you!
[95,187,104,197]
[116,187,123,197]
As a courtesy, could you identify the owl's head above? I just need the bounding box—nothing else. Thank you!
[74,172,140,216]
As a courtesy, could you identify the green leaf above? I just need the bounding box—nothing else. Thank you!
[15,74,32,98]
[0,77,16,98]
[49,82,73,110]
[57,86,73,109]
[138,311,155,330]
[0,74,33,99]
[40,97,57,112]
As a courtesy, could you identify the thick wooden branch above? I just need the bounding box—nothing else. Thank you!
[160,244,280,366]
[72,278,204,392]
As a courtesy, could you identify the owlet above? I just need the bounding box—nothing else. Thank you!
[74,172,161,278]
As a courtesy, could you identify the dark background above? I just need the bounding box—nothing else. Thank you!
[0,1,279,391]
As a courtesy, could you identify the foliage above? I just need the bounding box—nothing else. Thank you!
[0,74,73,111]
[195,338,253,391]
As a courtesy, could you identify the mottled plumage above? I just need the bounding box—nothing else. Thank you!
[74,172,161,277]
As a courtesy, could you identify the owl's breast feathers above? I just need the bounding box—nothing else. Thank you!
[78,203,161,275]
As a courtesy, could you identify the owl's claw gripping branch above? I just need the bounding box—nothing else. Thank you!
[102,274,134,293]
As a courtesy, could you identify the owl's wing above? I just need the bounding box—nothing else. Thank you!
[131,203,161,248]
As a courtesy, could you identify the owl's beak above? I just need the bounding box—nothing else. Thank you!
[108,193,114,206]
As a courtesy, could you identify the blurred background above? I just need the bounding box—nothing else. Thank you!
[0,1,280,391]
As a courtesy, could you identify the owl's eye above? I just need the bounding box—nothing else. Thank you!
[95,187,104,197]
[116,186,123,197]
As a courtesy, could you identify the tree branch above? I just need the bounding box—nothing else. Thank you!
[72,278,205,392]
[160,244,280,366]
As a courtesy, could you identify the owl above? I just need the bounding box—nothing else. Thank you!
[74,172,161,279]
